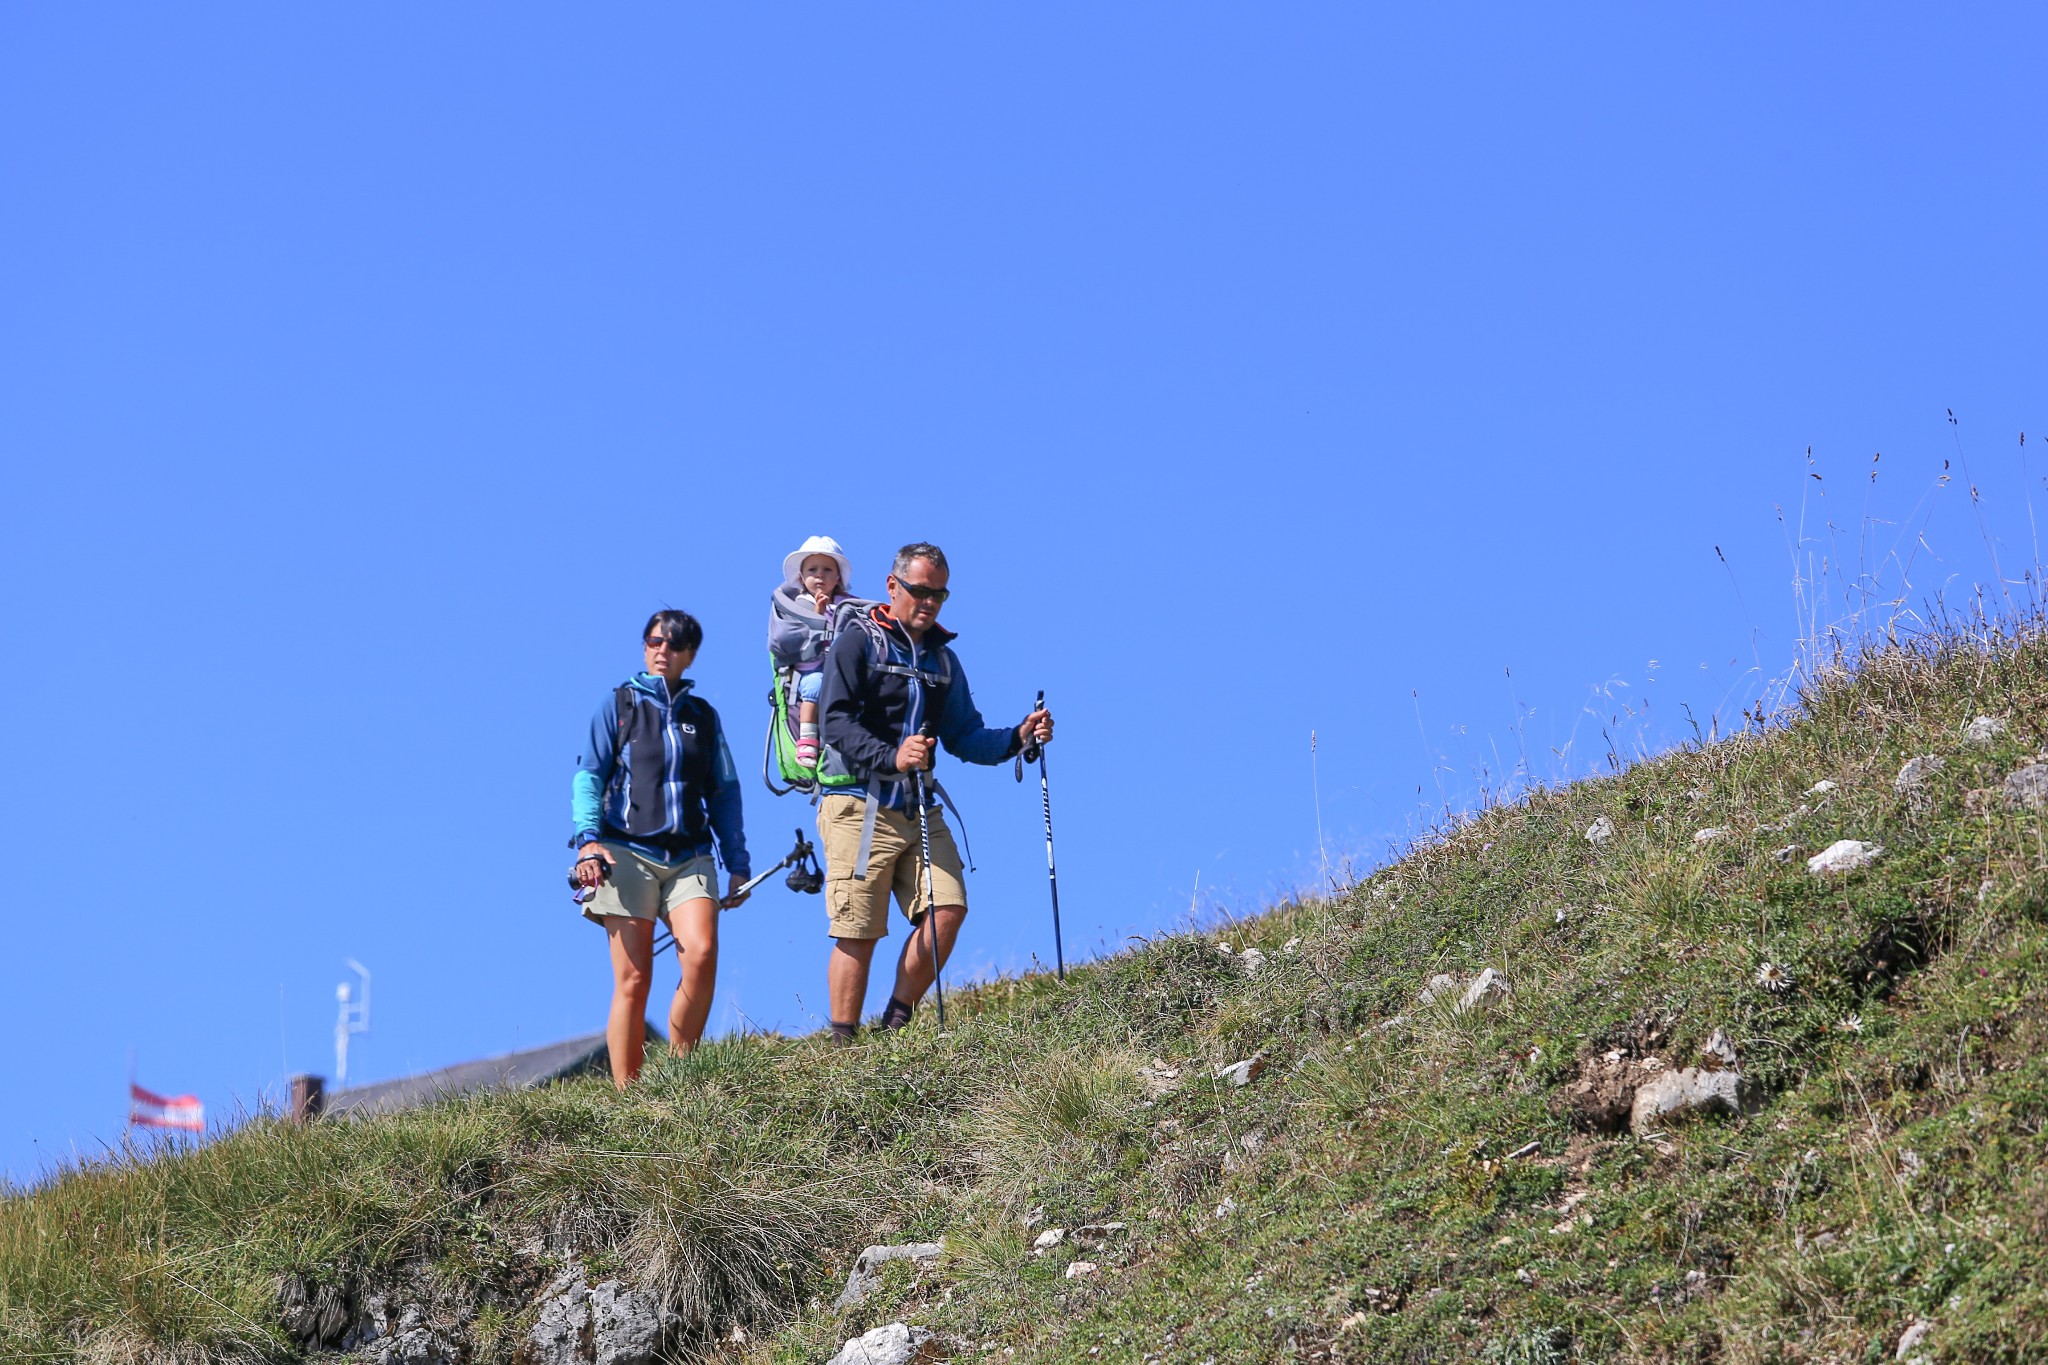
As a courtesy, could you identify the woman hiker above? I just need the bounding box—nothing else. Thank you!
[569,609,751,1086]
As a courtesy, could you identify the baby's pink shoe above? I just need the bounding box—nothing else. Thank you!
[795,738,819,769]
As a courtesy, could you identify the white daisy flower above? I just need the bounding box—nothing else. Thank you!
[1755,962,1793,993]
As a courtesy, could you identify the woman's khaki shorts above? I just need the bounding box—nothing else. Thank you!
[817,796,967,940]
[579,844,719,925]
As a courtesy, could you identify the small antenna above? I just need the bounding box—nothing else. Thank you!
[334,959,370,1086]
[1312,730,1331,890]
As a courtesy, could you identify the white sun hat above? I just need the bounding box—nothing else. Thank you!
[782,535,854,588]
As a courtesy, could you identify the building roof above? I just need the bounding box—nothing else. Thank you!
[324,1024,658,1118]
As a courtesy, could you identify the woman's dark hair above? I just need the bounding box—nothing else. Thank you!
[642,609,703,652]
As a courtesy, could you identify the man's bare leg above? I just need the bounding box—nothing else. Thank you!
[828,936,880,1037]
[890,905,966,1009]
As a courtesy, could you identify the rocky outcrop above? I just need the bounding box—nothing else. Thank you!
[1566,1031,1746,1135]
[835,1242,945,1310]
[825,1322,937,1365]
[524,1268,667,1365]
[2003,763,2048,810]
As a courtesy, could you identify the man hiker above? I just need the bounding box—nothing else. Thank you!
[816,542,1054,1042]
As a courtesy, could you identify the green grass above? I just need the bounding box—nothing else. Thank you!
[9,629,2048,1363]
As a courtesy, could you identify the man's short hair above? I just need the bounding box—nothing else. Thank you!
[642,609,703,652]
[892,542,949,578]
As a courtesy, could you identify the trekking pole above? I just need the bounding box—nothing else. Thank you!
[650,829,822,959]
[1020,689,1065,980]
[912,720,946,1031]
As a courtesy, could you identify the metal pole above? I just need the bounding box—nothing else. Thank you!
[913,763,945,1031]
[1024,690,1064,979]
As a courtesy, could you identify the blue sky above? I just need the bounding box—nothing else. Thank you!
[3,5,2044,1181]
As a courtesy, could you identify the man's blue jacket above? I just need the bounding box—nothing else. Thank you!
[818,605,1023,812]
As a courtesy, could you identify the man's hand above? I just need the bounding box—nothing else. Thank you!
[1017,707,1054,749]
[574,842,616,888]
[895,734,936,772]
[721,873,751,910]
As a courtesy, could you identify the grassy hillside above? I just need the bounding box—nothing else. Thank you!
[8,631,2048,1364]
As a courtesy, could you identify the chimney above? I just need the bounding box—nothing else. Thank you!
[289,1074,326,1124]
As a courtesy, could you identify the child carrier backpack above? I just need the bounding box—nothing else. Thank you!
[762,598,873,797]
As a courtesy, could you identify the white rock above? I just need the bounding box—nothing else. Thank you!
[1064,1261,1099,1280]
[1895,1318,1932,1360]
[1701,1029,1738,1068]
[1894,755,1946,794]
[1630,1067,1742,1133]
[1282,937,1301,956]
[1963,716,2006,746]
[826,1323,934,1365]
[1806,780,1838,796]
[1807,840,1884,875]
[1771,845,1798,863]
[2003,763,2048,810]
[1213,1197,1237,1219]
[525,1273,663,1365]
[588,1281,661,1365]
[1692,826,1729,845]
[1456,968,1507,1014]
[1032,1228,1065,1251]
[1417,973,1458,1006]
[1214,1056,1267,1087]
[1237,947,1267,978]
[372,1328,457,1365]
[836,1241,945,1308]
[1585,816,1616,845]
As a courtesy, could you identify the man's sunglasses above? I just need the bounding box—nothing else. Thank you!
[644,635,693,652]
[891,578,951,604]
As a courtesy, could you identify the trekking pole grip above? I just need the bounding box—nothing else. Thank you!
[1022,689,1045,763]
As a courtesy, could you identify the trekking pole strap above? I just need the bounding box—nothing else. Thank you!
[852,790,883,881]
[926,777,976,872]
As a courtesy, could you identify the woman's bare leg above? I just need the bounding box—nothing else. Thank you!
[666,898,721,1055]
[605,916,656,1088]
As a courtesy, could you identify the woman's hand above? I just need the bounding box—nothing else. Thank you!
[574,843,615,888]
[721,873,751,909]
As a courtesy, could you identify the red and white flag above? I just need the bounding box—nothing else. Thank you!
[129,1083,204,1132]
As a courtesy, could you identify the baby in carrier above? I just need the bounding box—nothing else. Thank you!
[767,535,856,771]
